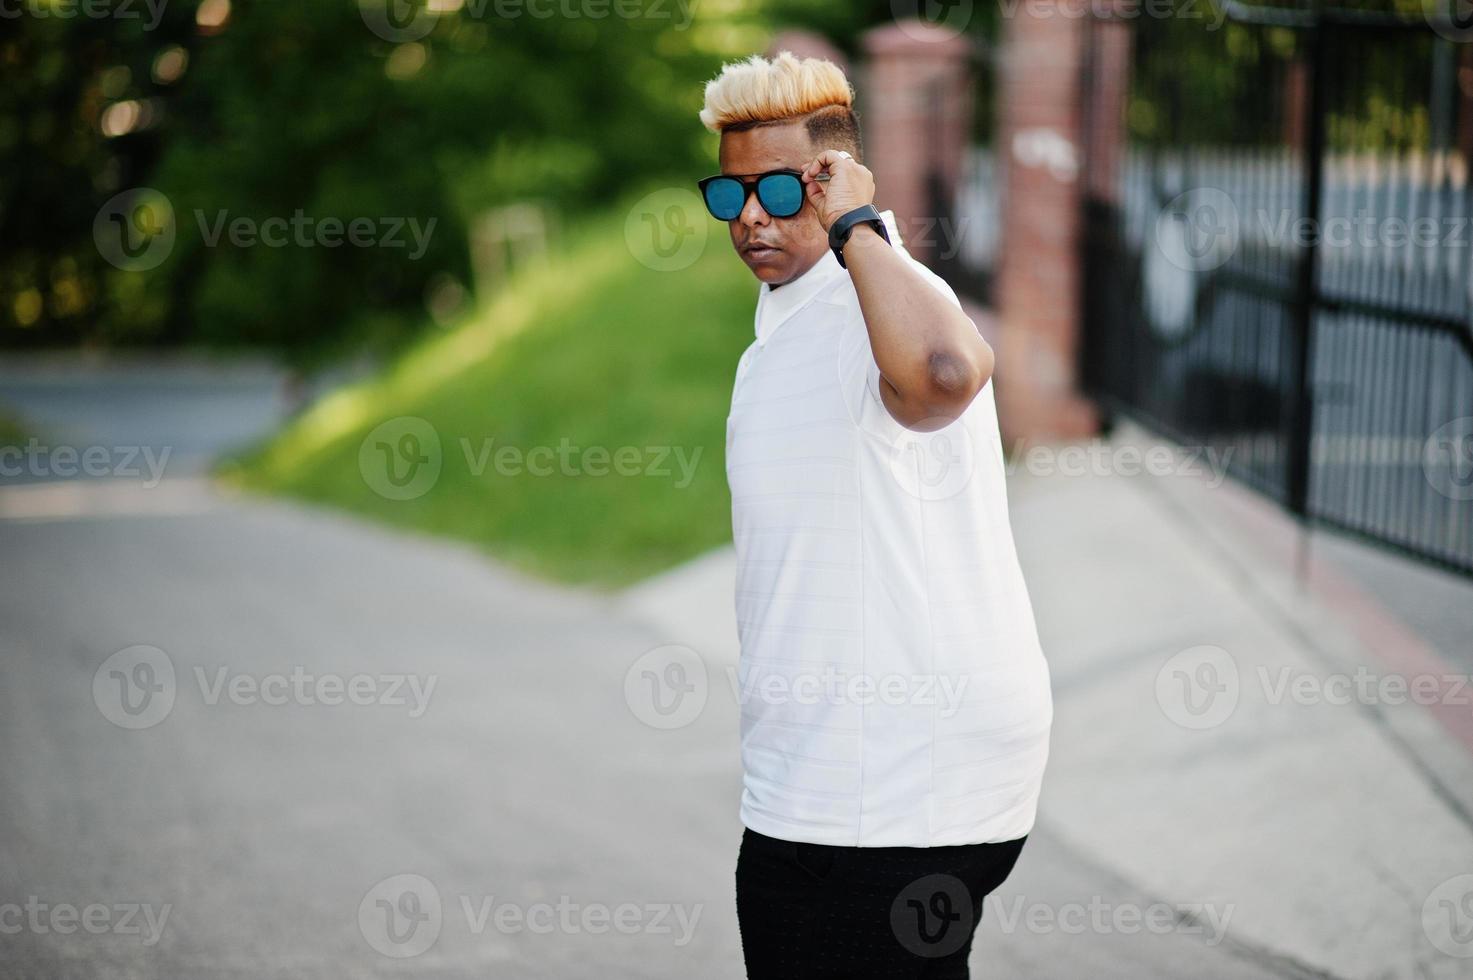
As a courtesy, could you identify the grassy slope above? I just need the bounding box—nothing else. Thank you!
[223,211,757,587]
[0,413,26,447]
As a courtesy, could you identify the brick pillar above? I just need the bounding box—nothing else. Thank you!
[859,21,973,264]
[992,2,1099,442]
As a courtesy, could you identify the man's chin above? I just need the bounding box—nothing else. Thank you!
[743,253,792,284]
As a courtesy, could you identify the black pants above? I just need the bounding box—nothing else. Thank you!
[735,827,1027,979]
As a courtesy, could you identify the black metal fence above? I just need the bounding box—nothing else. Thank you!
[1081,1,1473,576]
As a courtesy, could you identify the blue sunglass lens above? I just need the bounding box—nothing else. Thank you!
[703,179,746,220]
[757,174,804,217]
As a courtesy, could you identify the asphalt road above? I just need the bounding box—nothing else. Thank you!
[0,362,1329,978]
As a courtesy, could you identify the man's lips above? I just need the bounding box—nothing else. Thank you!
[742,242,782,260]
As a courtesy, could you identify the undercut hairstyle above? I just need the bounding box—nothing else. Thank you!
[699,52,864,162]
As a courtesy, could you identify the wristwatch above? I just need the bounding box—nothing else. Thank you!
[828,204,891,269]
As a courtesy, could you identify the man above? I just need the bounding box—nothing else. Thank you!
[697,53,1054,978]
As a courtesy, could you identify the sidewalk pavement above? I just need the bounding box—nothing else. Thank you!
[618,421,1473,980]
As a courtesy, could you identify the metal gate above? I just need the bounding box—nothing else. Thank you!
[1081,1,1473,576]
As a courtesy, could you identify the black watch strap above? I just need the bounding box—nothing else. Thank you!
[829,205,891,269]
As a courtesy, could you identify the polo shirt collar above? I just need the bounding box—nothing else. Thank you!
[752,209,905,347]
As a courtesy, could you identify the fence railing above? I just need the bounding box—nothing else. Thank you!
[1081,2,1473,576]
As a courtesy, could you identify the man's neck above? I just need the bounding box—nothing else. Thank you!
[769,252,826,290]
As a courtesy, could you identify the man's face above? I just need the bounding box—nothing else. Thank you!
[717,122,831,288]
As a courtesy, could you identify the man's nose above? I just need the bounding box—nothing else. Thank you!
[739,192,770,230]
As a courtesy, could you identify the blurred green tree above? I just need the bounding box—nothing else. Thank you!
[0,0,761,367]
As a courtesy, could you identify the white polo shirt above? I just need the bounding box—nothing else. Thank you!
[726,212,1053,848]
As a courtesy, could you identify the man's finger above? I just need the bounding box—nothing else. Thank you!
[804,149,855,179]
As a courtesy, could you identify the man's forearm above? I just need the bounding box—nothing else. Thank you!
[841,224,994,428]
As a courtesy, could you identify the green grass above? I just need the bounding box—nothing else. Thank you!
[222,208,757,587]
[0,413,26,448]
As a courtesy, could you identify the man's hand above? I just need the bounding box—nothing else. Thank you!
[804,149,994,431]
[802,149,875,232]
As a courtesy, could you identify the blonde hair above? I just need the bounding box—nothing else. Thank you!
[699,51,855,134]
